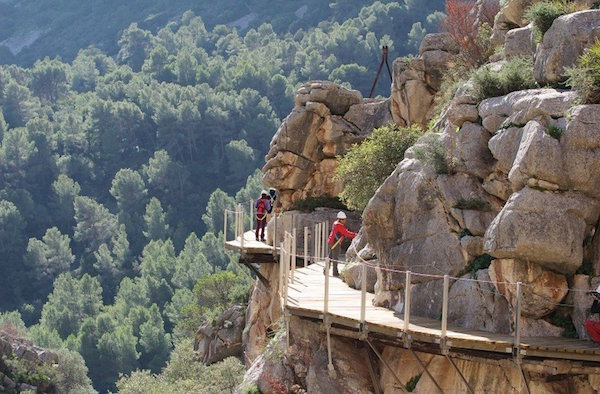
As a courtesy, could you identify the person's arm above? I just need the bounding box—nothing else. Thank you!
[338,225,356,238]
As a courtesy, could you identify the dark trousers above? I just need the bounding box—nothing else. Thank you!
[329,243,340,275]
[255,216,266,240]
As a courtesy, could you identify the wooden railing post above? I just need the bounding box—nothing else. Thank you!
[238,204,244,251]
[291,228,296,283]
[324,221,329,259]
[273,213,278,253]
[279,241,284,307]
[514,282,522,352]
[304,226,309,267]
[360,261,367,325]
[249,199,253,232]
[441,275,449,348]
[404,271,412,340]
[324,257,330,314]
[284,235,289,310]
[223,210,228,250]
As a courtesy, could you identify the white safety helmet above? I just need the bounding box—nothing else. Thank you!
[596,284,600,293]
[337,211,347,219]
[261,189,268,196]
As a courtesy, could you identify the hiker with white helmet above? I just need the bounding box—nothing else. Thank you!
[327,211,356,277]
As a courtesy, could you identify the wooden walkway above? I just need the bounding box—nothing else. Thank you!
[225,230,278,255]
[286,262,600,364]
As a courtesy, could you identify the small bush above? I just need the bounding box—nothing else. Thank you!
[525,2,564,35]
[454,196,491,211]
[335,124,423,211]
[549,310,578,338]
[546,124,563,139]
[458,254,493,278]
[566,38,600,104]
[526,1,589,36]
[293,196,346,212]
[471,56,537,101]
[413,133,451,174]
[406,373,422,392]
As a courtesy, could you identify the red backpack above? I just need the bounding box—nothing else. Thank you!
[256,198,266,216]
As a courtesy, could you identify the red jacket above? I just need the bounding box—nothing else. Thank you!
[328,220,356,246]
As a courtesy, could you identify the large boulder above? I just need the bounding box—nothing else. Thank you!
[534,10,600,85]
[504,24,535,58]
[448,269,511,333]
[362,156,465,289]
[340,260,377,292]
[563,105,600,199]
[195,304,245,364]
[507,119,566,190]
[295,80,362,116]
[488,259,568,318]
[484,187,599,274]
[479,89,578,132]
[343,98,394,135]
[501,0,539,26]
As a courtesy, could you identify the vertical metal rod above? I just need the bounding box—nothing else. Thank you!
[279,242,284,307]
[404,271,411,334]
[361,261,367,325]
[324,257,330,314]
[316,223,321,260]
[239,204,244,251]
[325,221,330,259]
[304,226,308,267]
[223,210,228,249]
[326,317,335,376]
[441,275,449,339]
[249,199,253,232]
[514,282,522,351]
[284,235,289,310]
[273,214,278,252]
[291,228,296,283]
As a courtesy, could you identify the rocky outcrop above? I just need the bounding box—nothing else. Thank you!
[504,24,535,58]
[448,269,511,333]
[263,81,393,210]
[0,331,59,393]
[195,305,245,364]
[534,10,600,85]
[243,264,283,364]
[240,317,374,393]
[391,33,459,128]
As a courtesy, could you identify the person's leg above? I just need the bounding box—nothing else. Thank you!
[255,218,260,240]
[259,218,266,241]
[331,246,340,277]
[585,320,600,342]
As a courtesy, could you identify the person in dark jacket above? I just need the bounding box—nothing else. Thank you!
[255,190,271,242]
[327,211,356,277]
[585,285,600,342]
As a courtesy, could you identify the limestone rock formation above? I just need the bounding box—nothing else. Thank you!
[243,264,282,364]
[194,304,245,364]
[534,10,600,85]
[391,33,459,128]
[448,270,511,333]
[484,188,599,274]
[264,81,392,210]
[488,259,568,318]
[504,24,535,58]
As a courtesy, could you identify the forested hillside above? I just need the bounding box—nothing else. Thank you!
[0,1,445,392]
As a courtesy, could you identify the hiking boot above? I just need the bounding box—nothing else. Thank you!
[261,237,266,242]
[332,270,339,277]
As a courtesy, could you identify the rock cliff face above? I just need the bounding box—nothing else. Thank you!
[242,0,600,392]
[0,331,59,393]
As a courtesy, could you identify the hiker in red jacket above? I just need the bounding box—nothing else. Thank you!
[585,285,600,342]
[327,211,356,277]
[255,190,271,242]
